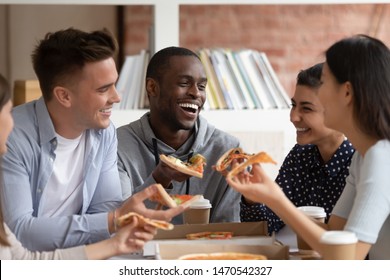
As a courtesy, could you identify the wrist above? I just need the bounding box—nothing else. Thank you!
[152,169,172,188]
[268,184,289,209]
[242,196,256,205]
[113,209,118,232]
[108,209,119,234]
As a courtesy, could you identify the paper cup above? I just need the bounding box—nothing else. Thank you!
[183,197,212,224]
[298,206,327,222]
[297,206,326,251]
[320,231,358,260]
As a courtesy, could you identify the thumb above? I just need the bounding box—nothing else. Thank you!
[130,184,158,203]
[131,216,139,228]
[252,163,271,182]
[118,216,138,233]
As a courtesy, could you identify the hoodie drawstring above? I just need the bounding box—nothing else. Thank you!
[185,152,194,195]
[152,138,159,165]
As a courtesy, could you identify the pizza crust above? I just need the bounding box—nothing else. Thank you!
[153,184,178,208]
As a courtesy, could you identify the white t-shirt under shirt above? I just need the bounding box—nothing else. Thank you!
[332,139,390,259]
[39,132,86,218]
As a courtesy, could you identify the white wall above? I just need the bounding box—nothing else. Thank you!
[1,5,116,88]
[0,6,8,80]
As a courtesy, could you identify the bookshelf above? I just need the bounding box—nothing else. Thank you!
[5,0,380,176]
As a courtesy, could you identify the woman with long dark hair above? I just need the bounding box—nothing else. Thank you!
[227,35,390,259]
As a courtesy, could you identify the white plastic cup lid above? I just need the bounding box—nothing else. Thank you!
[189,196,212,209]
[320,231,358,245]
[298,206,326,218]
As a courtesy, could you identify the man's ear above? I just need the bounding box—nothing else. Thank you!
[146,78,159,98]
[53,86,72,108]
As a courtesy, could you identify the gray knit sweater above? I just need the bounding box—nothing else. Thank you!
[117,113,241,224]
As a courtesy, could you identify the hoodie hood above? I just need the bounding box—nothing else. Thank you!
[129,112,216,160]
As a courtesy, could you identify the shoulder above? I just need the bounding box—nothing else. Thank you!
[213,127,239,141]
[208,128,240,148]
[8,102,41,148]
[116,119,144,152]
[365,140,390,164]
[95,122,117,144]
[201,116,239,141]
[117,119,140,137]
[12,101,38,126]
[286,144,316,159]
[336,139,355,157]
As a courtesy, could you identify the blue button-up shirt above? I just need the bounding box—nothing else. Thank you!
[2,98,122,251]
[240,140,355,235]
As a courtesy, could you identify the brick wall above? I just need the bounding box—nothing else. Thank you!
[123,4,390,96]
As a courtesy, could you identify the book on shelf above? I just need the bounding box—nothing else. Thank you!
[258,52,291,108]
[232,51,263,109]
[136,50,150,109]
[115,49,150,110]
[224,49,256,109]
[209,50,235,110]
[236,49,276,109]
[198,48,225,109]
[115,47,289,111]
[210,48,247,110]
[251,51,286,109]
[115,55,135,110]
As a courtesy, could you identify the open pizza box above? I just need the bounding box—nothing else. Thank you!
[156,243,289,260]
[154,221,268,239]
[143,221,289,259]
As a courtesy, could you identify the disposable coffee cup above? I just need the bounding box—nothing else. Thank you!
[183,196,212,224]
[296,206,326,251]
[320,231,358,260]
[298,206,327,223]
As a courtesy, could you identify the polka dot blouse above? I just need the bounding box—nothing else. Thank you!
[240,139,355,235]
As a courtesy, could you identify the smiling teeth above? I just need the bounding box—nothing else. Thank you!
[99,108,112,113]
[296,127,309,132]
[179,103,199,110]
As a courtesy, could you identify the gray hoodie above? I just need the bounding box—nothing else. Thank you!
[117,112,241,224]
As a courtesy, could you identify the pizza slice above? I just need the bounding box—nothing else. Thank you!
[150,184,202,209]
[170,194,203,208]
[226,151,276,179]
[178,252,267,260]
[215,147,252,172]
[116,212,174,230]
[150,184,178,208]
[186,231,233,240]
[159,153,206,178]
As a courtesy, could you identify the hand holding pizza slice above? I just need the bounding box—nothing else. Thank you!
[215,147,252,172]
[226,151,277,179]
[116,212,174,230]
[159,153,206,178]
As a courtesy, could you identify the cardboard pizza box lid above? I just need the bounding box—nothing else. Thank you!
[143,222,277,258]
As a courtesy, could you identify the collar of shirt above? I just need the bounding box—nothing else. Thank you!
[309,140,355,177]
